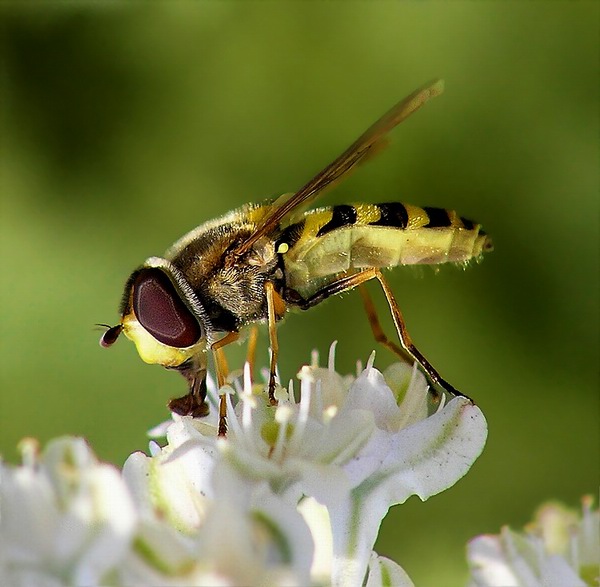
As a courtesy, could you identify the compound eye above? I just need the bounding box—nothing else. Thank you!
[133,269,202,347]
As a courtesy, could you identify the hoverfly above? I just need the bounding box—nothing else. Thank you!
[101,79,492,435]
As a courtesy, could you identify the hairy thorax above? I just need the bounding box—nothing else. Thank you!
[167,218,279,331]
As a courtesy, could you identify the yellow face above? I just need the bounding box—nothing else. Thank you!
[120,311,205,368]
[99,262,210,376]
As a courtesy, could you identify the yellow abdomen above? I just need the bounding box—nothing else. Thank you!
[280,202,492,293]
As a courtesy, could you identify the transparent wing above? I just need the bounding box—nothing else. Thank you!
[233,79,444,255]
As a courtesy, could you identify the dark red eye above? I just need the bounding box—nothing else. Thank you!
[133,269,202,347]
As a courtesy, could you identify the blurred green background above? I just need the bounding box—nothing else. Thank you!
[1,2,598,584]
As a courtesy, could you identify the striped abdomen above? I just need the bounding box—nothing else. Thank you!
[280,202,492,292]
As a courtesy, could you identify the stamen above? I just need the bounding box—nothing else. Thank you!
[226,369,244,386]
[577,495,595,567]
[366,351,376,372]
[241,393,255,434]
[260,367,270,382]
[272,405,293,461]
[569,525,579,572]
[288,369,312,452]
[328,340,338,372]
[311,349,319,368]
[149,440,161,457]
[356,359,363,377]
[205,373,220,412]
[18,437,39,468]
[314,379,324,418]
[436,392,447,412]
[243,362,252,396]
[323,405,338,422]
[224,390,243,439]
[273,383,288,403]
[238,364,258,451]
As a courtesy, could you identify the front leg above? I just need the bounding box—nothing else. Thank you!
[265,281,286,405]
[168,361,209,418]
[211,331,240,436]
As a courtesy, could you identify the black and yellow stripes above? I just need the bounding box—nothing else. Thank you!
[423,206,452,227]
[288,202,483,240]
[316,205,358,237]
[279,201,492,294]
[369,203,409,229]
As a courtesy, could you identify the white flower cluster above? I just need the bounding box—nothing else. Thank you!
[0,347,487,587]
[467,495,599,587]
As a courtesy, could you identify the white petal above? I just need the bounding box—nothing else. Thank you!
[123,426,214,533]
[385,363,429,429]
[328,398,487,587]
[219,439,284,484]
[467,530,586,587]
[310,409,375,466]
[298,366,350,414]
[297,497,333,583]
[0,465,59,561]
[343,367,401,432]
[365,552,415,587]
[0,437,136,586]
[119,517,200,585]
[467,534,529,586]
[251,487,314,584]
[578,495,600,568]
[147,417,176,439]
[0,569,65,587]
[72,465,137,585]
[541,555,587,587]
[378,397,487,502]
[196,466,313,586]
[341,428,393,488]
[294,460,352,505]
[163,420,218,494]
